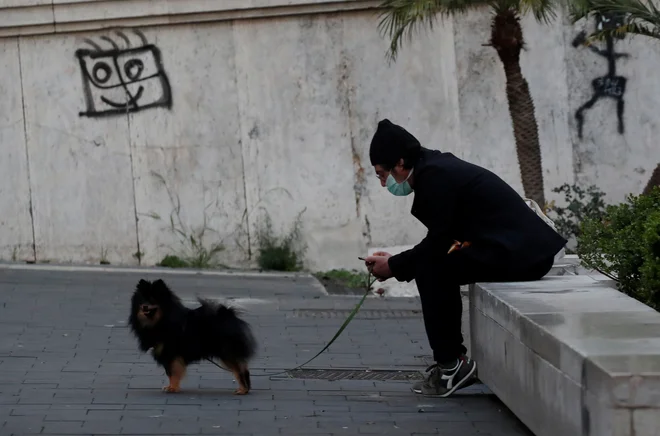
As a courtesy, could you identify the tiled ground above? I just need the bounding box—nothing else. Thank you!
[0,267,533,435]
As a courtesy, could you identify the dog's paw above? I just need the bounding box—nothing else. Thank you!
[234,387,249,395]
[162,385,181,393]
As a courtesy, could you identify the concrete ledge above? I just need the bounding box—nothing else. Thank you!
[0,261,317,280]
[0,0,380,38]
[470,274,660,436]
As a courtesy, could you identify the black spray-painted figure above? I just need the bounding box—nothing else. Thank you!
[572,13,629,139]
[76,29,172,118]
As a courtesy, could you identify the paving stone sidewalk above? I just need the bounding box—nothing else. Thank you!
[0,267,533,436]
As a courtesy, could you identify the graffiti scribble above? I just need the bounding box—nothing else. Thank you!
[76,29,172,117]
[572,13,629,139]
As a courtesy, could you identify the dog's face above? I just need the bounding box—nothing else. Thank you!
[131,279,173,328]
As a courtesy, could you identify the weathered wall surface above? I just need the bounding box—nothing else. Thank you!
[0,39,34,262]
[0,1,657,271]
[565,14,660,199]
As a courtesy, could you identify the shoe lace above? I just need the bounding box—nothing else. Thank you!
[426,358,462,375]
[423,364,445,387]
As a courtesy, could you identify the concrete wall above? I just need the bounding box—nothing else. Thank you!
[0,1,658,271]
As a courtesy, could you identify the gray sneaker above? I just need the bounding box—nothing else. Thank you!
[412,355,477,397]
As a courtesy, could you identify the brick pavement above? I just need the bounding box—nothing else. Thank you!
[0,267,533,435]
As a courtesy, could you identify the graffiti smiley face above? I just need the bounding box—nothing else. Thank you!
[76,32,172,117]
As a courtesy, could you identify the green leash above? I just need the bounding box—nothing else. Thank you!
[206,269,377,378]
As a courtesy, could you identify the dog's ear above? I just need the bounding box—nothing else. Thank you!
[151,279,171,293]
[136,279,151,292]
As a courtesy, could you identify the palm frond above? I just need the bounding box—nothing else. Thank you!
[518,0,558,24]
[590,21,660,41]
[568,0,596,21]
[377,0,484,62]
[568,0,660,41]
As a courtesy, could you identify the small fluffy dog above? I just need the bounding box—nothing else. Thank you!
[128,279,257,395]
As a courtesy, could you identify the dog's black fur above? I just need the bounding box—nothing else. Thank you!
[128,279,257,394]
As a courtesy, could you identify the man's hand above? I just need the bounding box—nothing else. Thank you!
[364,252,393,281]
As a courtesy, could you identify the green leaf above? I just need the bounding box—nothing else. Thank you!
[377,0,478,62]
[377,0,559,62]
[578,188,660,310]
[568,0,660,41]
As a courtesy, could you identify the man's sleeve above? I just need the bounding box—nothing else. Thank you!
[386,167,457,282]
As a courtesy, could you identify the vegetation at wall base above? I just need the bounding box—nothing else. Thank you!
[100,247,110,265]
[157,248,226,269]
[148,171,227,270]
[257,243,301,272]
[256,210,306,272]
[314,269,371,290]
[547,183,608,253]
[158,254,190,269]
[578,187,660,310]
[314,269,373,295]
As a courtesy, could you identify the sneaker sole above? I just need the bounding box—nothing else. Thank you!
[411,362,478,397]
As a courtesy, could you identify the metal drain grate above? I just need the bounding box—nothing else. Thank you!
[286,368,424,381]
[414,355,436,366]
[289,309,422,319]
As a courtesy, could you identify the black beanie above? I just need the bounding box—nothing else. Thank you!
[369,119,421,168]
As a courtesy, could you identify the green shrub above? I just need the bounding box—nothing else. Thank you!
[578,187,660,310]
[547,183,608,253]
[314,269,370,289]
[158,254,191,269]
[148,171,226,270]
[256,210,306,272]
[156,237,225,269]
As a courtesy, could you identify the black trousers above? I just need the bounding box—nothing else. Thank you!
[414,246,555,364]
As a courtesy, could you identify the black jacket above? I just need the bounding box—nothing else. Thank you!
[388,148,568,282]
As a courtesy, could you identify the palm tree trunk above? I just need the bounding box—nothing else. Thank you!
[643,163,660,195]
[491,11,545,207]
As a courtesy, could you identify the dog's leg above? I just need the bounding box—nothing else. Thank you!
[223,360,250,395]
[238,361,251,393]
[163,357,186,393]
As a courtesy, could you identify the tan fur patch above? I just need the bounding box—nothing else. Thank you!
[137,305,161,327]
[153,343,164,356]
[163,357,187,393]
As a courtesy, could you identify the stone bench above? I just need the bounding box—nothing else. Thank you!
[469,271,660,436]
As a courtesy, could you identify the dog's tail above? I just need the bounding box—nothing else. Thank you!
[200,299,257,362]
